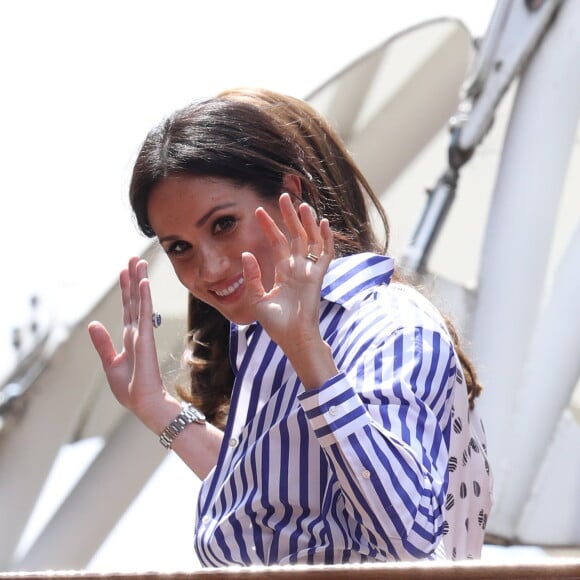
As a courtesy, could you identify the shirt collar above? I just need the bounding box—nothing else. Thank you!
[321,252,394,309]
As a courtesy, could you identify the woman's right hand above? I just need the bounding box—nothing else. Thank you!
[88,257,170,426]
[89,257,223,479]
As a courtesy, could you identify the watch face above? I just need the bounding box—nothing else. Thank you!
[184,404,206,423]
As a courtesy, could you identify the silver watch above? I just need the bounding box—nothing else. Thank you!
[159,403,206,449]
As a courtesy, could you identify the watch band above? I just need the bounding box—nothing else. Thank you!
[159,403,206,450]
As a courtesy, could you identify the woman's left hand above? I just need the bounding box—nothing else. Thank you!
[242,193,338,390]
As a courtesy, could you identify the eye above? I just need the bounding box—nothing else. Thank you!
[213,215,237,234]
[165,240,191,256]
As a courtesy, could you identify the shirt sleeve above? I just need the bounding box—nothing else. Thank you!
[298,324,455,560]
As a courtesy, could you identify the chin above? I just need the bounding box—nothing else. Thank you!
[230,314,257,326]
[215,307,256,326]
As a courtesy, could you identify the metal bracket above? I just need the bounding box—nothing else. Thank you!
[399,0,563,275]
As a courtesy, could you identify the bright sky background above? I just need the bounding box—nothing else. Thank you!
[1,0,500,571]
[0,0,496,385]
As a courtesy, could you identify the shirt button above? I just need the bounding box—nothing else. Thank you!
[329,405,338,416]
[201,515,211,525]
[362,469,371,479]
[229,437,238,447]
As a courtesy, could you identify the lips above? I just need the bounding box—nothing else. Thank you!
[214,276,245,298]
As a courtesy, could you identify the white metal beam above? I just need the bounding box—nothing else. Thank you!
[470,0,580,536]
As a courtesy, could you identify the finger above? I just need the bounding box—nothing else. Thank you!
[255,206,291,263]
[298,202,323,253]
[136,263,160,346]
[278,193,308,255]
[88,321,118,369]
[136,259,150,289]
[120,268,132,327]
[241,251,266,302]
[137,272,154,333]
[128,257,141,326]
[135,261,158,345]
[320,218,335,262]
[135,276,164,378]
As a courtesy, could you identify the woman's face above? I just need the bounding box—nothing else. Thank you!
[147,174,284,324]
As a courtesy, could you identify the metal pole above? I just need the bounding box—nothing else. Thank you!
[470,0,580,537]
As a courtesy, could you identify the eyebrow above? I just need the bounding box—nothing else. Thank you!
[157,202,237,244]
[196,202,237,228]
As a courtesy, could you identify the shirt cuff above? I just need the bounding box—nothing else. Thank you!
[298,373,369,448]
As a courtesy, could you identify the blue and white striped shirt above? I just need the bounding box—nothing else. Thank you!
[194,253,464,566]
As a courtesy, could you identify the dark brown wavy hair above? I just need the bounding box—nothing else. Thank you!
[129,88,481,429]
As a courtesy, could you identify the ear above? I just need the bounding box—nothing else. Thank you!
[282,173,318,221]
[281,174,302,199]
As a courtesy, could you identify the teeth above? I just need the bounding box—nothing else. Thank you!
[215,277,244,297]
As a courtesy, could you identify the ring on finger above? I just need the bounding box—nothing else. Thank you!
[305,252,319,263]
[152,312,162,328]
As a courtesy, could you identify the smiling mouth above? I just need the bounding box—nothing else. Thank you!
[214,277,245,297]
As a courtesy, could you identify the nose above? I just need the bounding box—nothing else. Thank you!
[197,244,229,282]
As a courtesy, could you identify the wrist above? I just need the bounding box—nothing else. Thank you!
[159,403,206,449]
[133,390,183,435]
[287,339,338,391]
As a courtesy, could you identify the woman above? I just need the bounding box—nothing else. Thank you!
[88,88,492,566]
